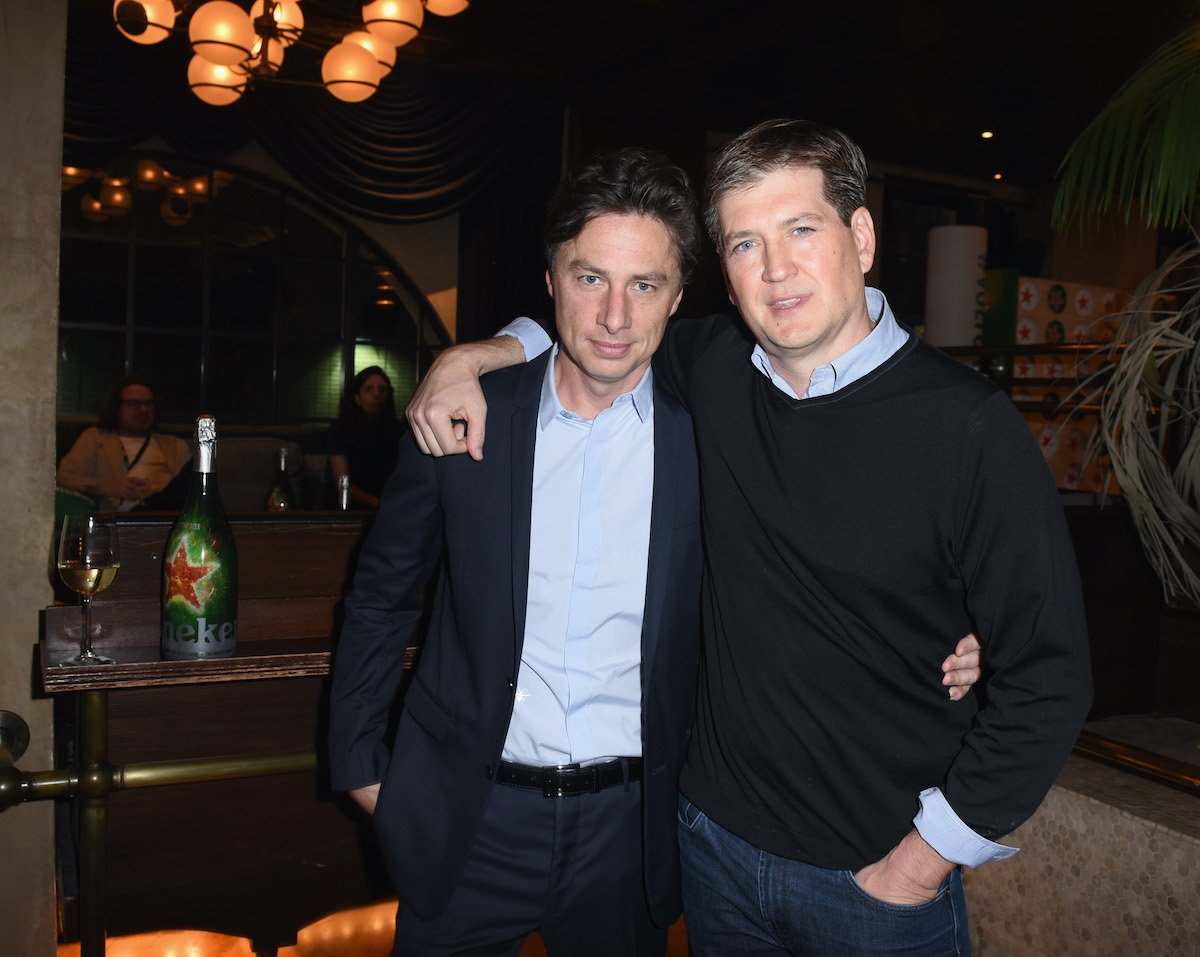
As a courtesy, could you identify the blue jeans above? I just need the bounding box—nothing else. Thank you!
[678,795,970,956]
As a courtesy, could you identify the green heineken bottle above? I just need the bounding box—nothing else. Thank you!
[161,415,239,660]
[265,446,294,511]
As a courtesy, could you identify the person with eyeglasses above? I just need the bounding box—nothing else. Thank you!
[58,375,191,511]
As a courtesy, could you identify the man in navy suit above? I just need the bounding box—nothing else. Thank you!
[329,149,705,956]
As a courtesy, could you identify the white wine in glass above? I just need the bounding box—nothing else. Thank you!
[57,514,120,665]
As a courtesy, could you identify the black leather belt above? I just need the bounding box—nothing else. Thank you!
[496,758,642,797]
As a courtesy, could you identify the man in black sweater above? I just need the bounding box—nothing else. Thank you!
[408,120,1091,955]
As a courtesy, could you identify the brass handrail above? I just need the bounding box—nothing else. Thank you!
[1073,729,1200,796]
[1,698,320,957]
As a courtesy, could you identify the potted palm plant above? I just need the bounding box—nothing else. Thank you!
[1053,24,1200,609]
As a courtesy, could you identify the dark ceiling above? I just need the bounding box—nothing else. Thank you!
[74,0,1194,188]
[403,0,1195,187]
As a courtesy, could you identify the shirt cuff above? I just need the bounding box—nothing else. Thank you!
[913,787,1019,868]
[496,317,551,360]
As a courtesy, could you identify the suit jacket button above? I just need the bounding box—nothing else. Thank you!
[485,765,494,780]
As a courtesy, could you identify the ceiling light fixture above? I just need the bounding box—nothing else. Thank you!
[111,0,468,106]
[980,130,995,139]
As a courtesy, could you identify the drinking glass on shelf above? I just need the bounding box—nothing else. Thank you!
[57,514,120,665]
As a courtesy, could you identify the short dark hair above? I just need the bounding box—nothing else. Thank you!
[98,375,158,431]
[704,119,868,247]
[543,148,700,285]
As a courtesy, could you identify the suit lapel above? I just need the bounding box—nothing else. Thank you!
[509,354,548,674]
[641,382,681,688]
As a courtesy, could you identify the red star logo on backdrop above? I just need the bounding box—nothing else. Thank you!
[1075,289,1094,316]
[1020,281,1039,310]
[165,542,214,609]
[1017,360,1032,376]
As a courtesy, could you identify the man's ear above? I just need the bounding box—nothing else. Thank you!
[669,285,684,318]
[544,269,555,299]
[851,207,876,275]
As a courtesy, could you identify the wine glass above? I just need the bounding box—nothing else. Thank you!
[57,514,120,665]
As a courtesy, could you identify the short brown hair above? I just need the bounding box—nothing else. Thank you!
[704,118,868,247]
[544,148,700,285]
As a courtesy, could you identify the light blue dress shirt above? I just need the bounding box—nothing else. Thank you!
[498,292,1016,867]
[500,346,654,767]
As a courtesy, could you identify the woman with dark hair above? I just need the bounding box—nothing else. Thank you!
[58,376,191,511]
[327,366,403,509]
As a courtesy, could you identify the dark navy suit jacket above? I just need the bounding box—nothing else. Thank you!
[328,353,702,925]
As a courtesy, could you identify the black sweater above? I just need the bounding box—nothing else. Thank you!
[657,314,1092,870]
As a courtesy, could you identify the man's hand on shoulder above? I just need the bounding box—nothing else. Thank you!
[943,632,983,701]
[350,782,381,815]
[854,829,954,905]
[406,336,525,460]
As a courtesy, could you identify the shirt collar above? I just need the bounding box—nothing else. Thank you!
[538,344,654,429]
[750,287,909,399]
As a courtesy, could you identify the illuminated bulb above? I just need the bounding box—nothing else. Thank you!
[323,41,381,102]
[112,0,176,45]
[343,30,396,76]
[99,180,132,216]
[62,166,91,188]
[249,0,305,46]
[425,0,469,14]
[189,0,255,66]
[183,175,210,197]
[980,130,994,139]
[245,35,286,75]
[81,194,107,222]
[993,172,1003,181]
[187,55,246,105]
[362,0,423,48]
[135,158,169,189]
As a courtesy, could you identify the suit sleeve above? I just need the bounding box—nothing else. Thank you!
[944,391,1093,838]
[328,429,445,792]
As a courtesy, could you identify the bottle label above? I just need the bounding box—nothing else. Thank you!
[161,532,237,659]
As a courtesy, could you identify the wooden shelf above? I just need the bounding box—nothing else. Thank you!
[41,631,333,693]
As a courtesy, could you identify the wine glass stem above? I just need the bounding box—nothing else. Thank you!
[80,595,93,658]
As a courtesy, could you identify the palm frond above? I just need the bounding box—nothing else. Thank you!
[1068,241,1200,606]
[1053,26,1200,230]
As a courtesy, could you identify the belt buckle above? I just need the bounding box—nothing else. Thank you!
[541,764,600,798]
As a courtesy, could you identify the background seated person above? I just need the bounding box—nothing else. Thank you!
[327,366,402,509]
[58,376,191,512]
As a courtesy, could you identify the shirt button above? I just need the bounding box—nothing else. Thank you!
[484,765,494,780]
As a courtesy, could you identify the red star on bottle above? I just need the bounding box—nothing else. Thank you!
[165,542,214,609]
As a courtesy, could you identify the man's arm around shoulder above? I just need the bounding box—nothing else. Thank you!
[406,325,537,459]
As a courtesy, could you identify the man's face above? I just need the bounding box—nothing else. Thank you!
[547,212,683,413]
[716,166,875,370]
[116,384,155,436]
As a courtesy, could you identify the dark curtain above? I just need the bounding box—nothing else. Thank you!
[63,3,564,226]
[456,119,562,342]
